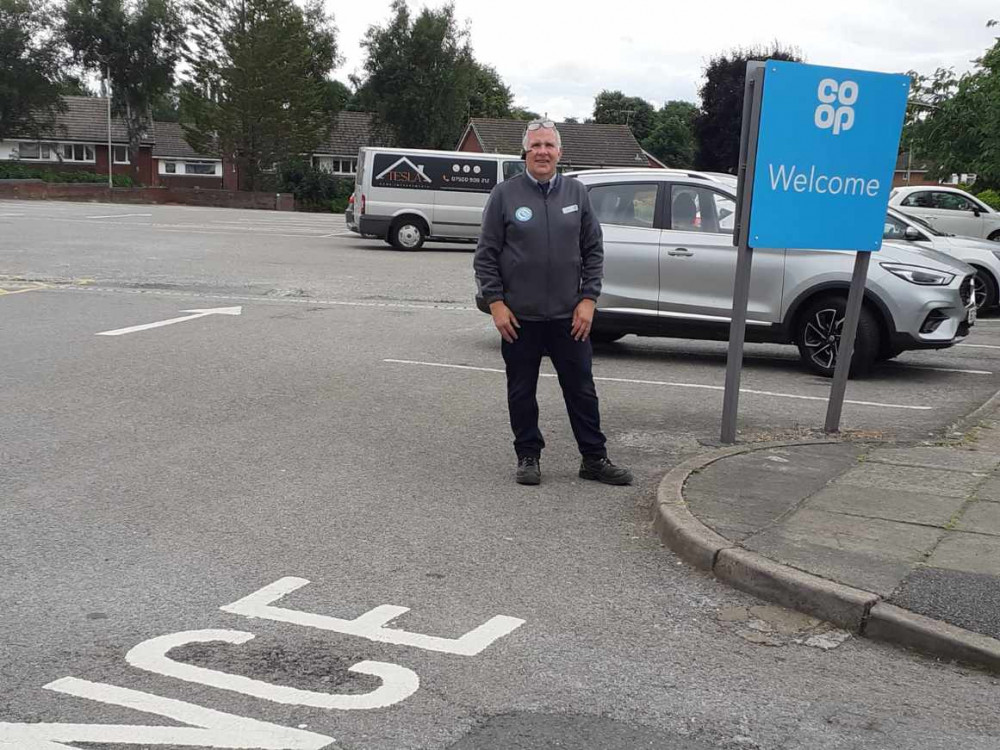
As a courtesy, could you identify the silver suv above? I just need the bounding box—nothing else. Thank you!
[569,170,977,377]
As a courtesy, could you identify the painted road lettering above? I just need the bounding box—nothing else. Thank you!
[221,576,526,655]
[0,577,526,748]
[0,676,334,749]
[127,629,419,709]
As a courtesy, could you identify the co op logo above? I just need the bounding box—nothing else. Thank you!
[813,78,858,136]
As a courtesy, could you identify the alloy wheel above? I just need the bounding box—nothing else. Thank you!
[802,307,843,370]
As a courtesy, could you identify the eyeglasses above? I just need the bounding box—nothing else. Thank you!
[525,120,556,131]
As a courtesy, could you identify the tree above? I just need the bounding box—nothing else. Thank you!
[182,0,339,191]
[0,0,66,141]
[695,43,802,172]
[592,89,655,142]
[907,23,1000,188]
[63,0,184,182]
[642,100,698,167]
[467,62,513,119]
[55,72,94,96]
[356,0,478,149]
[510,106,540,121]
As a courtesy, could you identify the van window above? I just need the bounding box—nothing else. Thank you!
[503,161,525,180]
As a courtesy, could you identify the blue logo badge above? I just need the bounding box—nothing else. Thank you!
[515,206,533,222]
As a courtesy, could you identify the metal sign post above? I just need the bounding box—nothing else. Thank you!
[718,60,910,443]
[721,61,766,445]
[824,250,871,432]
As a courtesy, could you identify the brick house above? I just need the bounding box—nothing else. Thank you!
[310,111,391,177]
[0,96,153,183]
[151,121,223,189]
[457,118,665,170]
[1,96,222,188]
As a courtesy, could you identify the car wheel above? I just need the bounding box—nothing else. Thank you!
[795,295,880,378]
[389,217,427,251]
[972,267,998,310]
[989,230,1000,243]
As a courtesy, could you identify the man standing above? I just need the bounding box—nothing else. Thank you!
[473,119,632,487]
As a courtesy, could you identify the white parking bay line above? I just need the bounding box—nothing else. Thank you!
[86,212,152,219]
[896,364,993,375]
[383,359,933,411]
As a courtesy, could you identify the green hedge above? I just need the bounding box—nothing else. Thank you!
[280,163,354,213]
[0,162,133,187]
[976,189,1000,211]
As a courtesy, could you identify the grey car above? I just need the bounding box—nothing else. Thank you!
[884,207,1000,310]
[568,170,977,377]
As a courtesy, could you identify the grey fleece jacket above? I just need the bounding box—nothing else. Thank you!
[473,173,603,321]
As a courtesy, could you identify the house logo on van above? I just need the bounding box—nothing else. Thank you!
[375,157,432,185]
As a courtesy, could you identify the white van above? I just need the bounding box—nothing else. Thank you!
[346,146,525,250]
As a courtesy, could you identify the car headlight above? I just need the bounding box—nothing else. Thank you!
[991,249,1000,262]
[880,262,956,286]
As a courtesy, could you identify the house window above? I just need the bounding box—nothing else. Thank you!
[332,158,356,174]
[18,142,52,160]
[185,161,217,176]
[62,144,95,162]
[164,162,176,174]
[113,146,129,164]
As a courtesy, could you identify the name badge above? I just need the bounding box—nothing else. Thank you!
[562,204,579,214]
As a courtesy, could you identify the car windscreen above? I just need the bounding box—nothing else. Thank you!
[904,211,949,236]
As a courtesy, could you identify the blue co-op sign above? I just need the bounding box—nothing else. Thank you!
[748,60,910,251]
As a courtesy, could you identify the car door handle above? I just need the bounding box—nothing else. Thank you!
[667,248,693,257]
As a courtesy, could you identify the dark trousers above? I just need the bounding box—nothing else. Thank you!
[500,319,607,460]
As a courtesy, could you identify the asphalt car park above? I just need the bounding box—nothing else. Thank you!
[3,200,1000,749]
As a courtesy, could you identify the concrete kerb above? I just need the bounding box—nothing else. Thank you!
[654,438,1000,670]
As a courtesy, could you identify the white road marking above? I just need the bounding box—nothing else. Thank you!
[96,305,242,336]
[86,213,152,219]
[127,630,419,710]
[221,577,525,656]
[894,364,993,375]
[67,286,476,312]
[383,359,934,411]
[958,343,1000,349]
[0,676,334,748]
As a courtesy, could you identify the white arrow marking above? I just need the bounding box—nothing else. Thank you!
[96,306,242,337]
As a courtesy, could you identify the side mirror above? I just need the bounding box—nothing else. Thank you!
[973,208,982,217]
[904,226,923,241]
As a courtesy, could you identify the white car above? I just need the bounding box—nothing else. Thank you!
[884,208,1000,310]
[889,186,1000,242]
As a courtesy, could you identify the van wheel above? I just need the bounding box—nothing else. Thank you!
[389,217,426,251]
[988,230,1000,243]
[795,295,880,378]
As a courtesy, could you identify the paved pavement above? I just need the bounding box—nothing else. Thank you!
[657,393,1000,671]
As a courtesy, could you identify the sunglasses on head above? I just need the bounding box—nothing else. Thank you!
[525,120,556,131]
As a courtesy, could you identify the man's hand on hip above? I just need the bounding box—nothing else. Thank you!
[571,299,596,341]
[490,301,520,343]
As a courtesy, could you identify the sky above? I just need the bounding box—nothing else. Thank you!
[326,0,998,121]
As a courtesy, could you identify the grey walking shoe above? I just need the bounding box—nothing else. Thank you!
[579,456,633,485]
[516,456,541,485]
